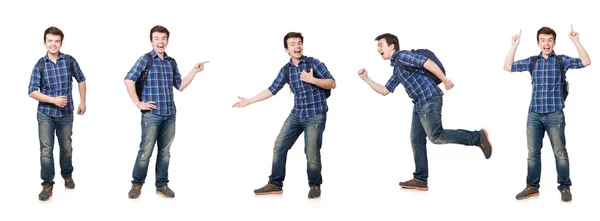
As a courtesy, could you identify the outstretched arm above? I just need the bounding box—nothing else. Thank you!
[504,29,522,72]
[179,61,209,92]
[358,68,390,96]
[569,25,591,66]
[232,89,274,108]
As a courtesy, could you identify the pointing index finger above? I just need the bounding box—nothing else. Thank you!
[519,29,522,36]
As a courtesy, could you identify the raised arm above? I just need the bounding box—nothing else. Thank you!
[504,29,522,72]
[569,25,591,67]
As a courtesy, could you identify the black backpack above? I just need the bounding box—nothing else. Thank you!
[395,49,445,85]
[35,54,76,90]
[283,57,330,98]
[529,55,568,100]
[135,53,178,101]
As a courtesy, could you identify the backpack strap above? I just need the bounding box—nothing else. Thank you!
[556,55,567,100]
[305,57,313,74]
[283,63,291,83]
[64,55,75,93]
[528,56,539,74]
[166,57,178,78]
[36,58,46,90]
[142,53,153,80]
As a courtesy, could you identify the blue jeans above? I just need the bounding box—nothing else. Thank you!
[410,96,483,182]
[269,113,326,188]
[37,111,74,186]
[526,110,571,190]
[131,112,176,188]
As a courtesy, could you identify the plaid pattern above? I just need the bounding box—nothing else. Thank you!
[28,52,86,117]
[268,56,334,118]
[511,52,584,113]
[386,50,444,111]
[125,50,182,116]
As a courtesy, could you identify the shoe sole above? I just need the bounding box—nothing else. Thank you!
[308,194,321,199]
[400,186,429,191]
[254,190,283,195]
[516,192,539,200]
[128,194,140,199]
[65,185,75,189]
[156,190,175,198]
[561,198,572,202]
[482,128,493,159]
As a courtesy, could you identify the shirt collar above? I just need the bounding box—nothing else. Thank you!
[149,50,170,60]
[43,52,65,62]
[288,55,308,67]
[536,50,557,59]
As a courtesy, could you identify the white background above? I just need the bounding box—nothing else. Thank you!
[1,0,598,220]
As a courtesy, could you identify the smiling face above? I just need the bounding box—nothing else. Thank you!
[44,34,62,56]
[377,38,396,60]
[538,34,555,56]
[285,37,303,61]
[151,31,168,56]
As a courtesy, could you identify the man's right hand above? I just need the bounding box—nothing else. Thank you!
[232,96,249,108]
[53,96,68,108]
[137,101,157,110]
[512,29,522,46]
[358,68,369,80]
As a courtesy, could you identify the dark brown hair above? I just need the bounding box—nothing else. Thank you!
[537,27,556,43]
[283,32,303,49]
[44,26,64,42]
[375,33,399,50]
[150,25,170,40]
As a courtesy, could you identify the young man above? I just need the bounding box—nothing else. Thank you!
[124,25,208,199]
[357,33,492,191]
[503,26,590,202]
[28,26,87,201]
[232,32,336,199]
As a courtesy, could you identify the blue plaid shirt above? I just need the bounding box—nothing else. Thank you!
[511,51,584,113]
[28,52,86,117]
[268,56,334,118]
[125,50,182,116]
[385,50,444,111]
